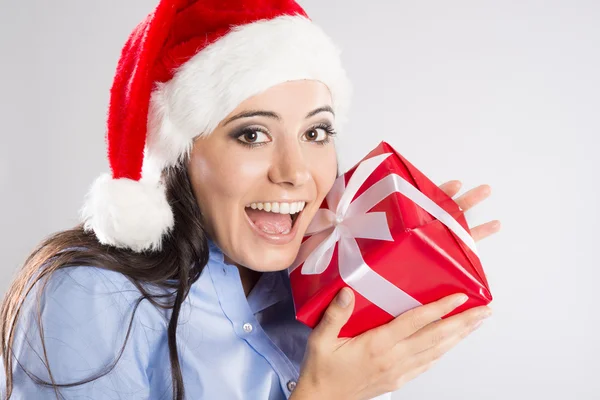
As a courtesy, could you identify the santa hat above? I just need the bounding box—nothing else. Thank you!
[79,0,352,253]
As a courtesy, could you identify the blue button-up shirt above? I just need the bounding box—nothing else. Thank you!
[2,240,312,399]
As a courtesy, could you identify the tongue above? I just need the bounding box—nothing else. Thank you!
[246,209,292,235]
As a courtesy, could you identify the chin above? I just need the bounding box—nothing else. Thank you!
[238,236,303,272]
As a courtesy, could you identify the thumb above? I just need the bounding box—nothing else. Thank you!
[312,287,355,342]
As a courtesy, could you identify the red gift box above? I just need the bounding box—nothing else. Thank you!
[288,141,492,338]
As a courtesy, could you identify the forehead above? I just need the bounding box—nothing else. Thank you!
[232,80,333,115]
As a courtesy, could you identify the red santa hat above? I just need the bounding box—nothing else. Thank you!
[79,0,352,252]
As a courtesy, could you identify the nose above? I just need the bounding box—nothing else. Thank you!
[268,141,311,187]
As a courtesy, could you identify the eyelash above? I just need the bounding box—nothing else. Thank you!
[233,123,337,149]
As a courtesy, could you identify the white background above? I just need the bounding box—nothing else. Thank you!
[1,1,598,399]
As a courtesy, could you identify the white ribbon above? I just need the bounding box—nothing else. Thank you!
[290,152,479,318]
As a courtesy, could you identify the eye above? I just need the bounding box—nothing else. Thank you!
[303,123,336,143]
[236,128,271,146]
[304,128,326,141]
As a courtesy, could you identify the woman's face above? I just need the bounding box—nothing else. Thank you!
[187,80,338,272]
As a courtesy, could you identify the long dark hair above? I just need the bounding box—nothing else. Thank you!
[1,161,207,400]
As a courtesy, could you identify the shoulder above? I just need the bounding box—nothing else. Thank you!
[11,265,169,389]
[21,265,168,329]
[29,265,147,313]
[19,264,170,340]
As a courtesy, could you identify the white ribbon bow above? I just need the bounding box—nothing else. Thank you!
[289,152,479,318]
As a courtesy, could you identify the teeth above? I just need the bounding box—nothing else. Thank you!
[245,201,306,215]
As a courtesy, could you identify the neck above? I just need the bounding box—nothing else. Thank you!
[224,254,263,297]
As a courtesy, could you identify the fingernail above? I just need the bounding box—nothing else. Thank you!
[453,294,468,307]
[336,288,352,308]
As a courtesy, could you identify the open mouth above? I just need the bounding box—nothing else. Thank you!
[244,201,306,237]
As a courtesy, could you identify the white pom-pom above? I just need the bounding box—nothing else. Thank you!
[80,173,174,252]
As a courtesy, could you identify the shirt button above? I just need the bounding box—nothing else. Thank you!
[287,380,297,392]
[242,323,253,333]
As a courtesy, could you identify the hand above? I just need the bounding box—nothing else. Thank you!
[293,290,492,400]
[438,180,501,241]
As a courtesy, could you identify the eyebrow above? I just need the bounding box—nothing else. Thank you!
[306,106,335,119]
[222,105,335,126]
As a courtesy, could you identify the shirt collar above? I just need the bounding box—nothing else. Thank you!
[206,239,291,314]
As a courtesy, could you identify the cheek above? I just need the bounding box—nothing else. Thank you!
[188,150,267,210]
[309,148,338,199]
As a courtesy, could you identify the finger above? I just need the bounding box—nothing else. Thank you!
[438,180,462,198]
[381,293,469,342]
[454,184,492,212]
[403,305,491,354]
[405,311,488,370]
[311,287,355,344]
[470,220,502,242]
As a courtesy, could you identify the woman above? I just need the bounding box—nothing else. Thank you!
[0,1,499,399]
